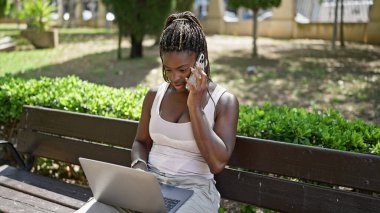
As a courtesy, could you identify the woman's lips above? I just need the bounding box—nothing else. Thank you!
[172,83,185,91]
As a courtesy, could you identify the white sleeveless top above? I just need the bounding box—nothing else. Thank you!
[148,82,226,179]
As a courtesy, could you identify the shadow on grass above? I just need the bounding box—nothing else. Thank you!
[212,47,380,124]
[274,46,380,76]
[273,47,380,121]
[13,46,160,88]
[213,52,323,105]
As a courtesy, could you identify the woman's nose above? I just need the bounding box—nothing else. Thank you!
[172,71,182,81]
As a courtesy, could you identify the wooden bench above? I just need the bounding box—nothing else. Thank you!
[1,105,380,212]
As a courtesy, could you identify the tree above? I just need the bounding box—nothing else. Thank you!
[67,0,78,28]
[332,0,338,49]
[152,0,194,45]
[339,0,345,47]
[0,0,8,17]
[0,0,14,18]
[228,0,281,57]
[174,0,194,12]
[102,0,173,59]
[331,0,345,49]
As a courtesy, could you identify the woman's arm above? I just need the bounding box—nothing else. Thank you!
[189,91,239,174]
[131,88,157,171]
[187,67,239,174]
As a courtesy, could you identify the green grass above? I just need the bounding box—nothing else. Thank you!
[58,27,116,35]
[0,48,60,75]
[0,23,24,31]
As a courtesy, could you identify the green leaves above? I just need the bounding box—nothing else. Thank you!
[18,0,56,31]
[0,75,147,123]
[102,0,173,37]
[237,103,380,155]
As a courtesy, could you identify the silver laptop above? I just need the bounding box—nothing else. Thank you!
[79,157,193,213]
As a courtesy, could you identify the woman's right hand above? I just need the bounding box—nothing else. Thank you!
[186,63,208,109]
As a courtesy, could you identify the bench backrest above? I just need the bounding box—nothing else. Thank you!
[16,106,380,212]
[17,106,137,167]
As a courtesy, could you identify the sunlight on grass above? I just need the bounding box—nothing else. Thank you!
[0,23,26,31]
[0,23,25,38]
[59,27,116,34]
[0,48,60,76]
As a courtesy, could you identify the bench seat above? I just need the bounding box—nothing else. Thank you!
[0,165,91,212]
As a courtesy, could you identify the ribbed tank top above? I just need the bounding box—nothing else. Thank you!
[148,82,226,179]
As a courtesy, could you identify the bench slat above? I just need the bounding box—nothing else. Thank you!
[0,185,75,213]
[20,106,138,149]
[215,168,380,213]
[17,129,132,167]
[0,165,92,210]
[231,136,380,192]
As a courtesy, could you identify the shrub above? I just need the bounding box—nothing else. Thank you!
[1,75,379,155]
[17,0,56,31]
[238,104,380,155]
[0,75,147,124]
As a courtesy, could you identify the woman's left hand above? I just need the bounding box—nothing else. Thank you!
[186,63,208,109]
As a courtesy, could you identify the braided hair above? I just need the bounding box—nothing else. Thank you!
[159,11,210,82]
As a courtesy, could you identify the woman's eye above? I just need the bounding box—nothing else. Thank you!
[181,67,191,72]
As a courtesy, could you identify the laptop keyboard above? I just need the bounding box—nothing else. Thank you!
[164,197,180,211]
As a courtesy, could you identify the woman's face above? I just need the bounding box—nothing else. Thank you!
[162,51,196,92]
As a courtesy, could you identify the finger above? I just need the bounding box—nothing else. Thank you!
[200,69,207,88]
[198,62,205,77]
[194,63,202,79]
[186,77,196,91]
[195,63,203,87]
[186,69,197,91]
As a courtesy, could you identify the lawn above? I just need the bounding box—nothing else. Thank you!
[1,24,379,125]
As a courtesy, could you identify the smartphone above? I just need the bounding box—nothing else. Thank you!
[187,53,207,90]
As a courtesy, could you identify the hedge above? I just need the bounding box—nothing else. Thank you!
[1,75,380,155]
[0,75,146,123]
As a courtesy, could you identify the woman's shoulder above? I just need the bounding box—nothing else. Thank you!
[219,91,239,107]
[214,84,239,112]
[146,86,158,95]
[145,86,158,100]
[144,83,167,102]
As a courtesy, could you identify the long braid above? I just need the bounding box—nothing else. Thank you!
[159,11,210,82]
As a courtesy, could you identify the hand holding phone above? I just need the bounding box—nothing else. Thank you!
[187,53,207,90]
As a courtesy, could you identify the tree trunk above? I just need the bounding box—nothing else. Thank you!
[130,34,143,58]
[340,0,345,47]
[0,0,7,17]
[332,0,339,49]
[252,8,258,57]
[68,0,76,28]
[117,24,122,60]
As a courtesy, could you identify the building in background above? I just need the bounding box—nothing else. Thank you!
[296,0,373,23]
[200,0,379,44]
[195,0,209,20]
